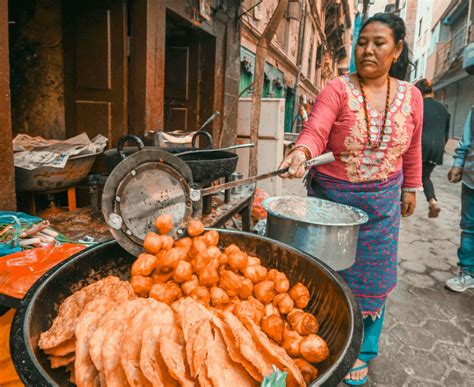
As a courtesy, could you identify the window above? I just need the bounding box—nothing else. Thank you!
[418,17,423,38]
[413,60,419,81]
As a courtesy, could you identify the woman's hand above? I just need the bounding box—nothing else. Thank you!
[447,167,462,183]
[401,192,416,217]
[278,149,307,179]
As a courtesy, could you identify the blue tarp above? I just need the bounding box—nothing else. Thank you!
[0,212,43,257]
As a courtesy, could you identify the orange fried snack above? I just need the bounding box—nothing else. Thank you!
[39,277,135,350]
[139,300,177,386]
[239,315,305,387]
[207,324,255,387]
[74,297,115,386]
[219,311,273,381]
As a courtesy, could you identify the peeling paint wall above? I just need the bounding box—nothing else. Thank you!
[9,0,65,139]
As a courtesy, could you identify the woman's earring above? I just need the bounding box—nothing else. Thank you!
[393,57,398,64]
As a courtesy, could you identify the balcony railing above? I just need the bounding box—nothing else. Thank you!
[449,25,467,62]
[434,42,451,79]
[433,25,468,79]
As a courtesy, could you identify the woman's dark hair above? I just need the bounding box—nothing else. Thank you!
[360,12,414,81]
[415,79,433,95]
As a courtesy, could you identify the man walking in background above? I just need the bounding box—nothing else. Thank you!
[446,107,474,292]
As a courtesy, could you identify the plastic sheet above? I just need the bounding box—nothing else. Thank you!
[0,244,85,299]
[0,212,43,257]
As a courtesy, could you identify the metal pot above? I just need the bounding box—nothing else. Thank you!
[263,196,368,271]
[15,151,102,193]
[10,230,362,386]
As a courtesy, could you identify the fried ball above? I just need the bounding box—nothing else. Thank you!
[247,296,265,317]
[199,266,219,287]
[262,315,285,343]
[242,264,268,283]
[294,358,318,384]
[188,238,207,259]
[143,232,162,254]
[210,287,230,306]
[131,253,158,276]
[154,214,173,234]
[190,286,211,305]
[273,293,294,315]
[202,230,219,247]
[287,310,319,336]
[206,246,221,260]
[191,251,211,274]
[218,253,228,266]
[131,275,153,297]
[173,260,193,283]
[219,269,242,297]
[175,237,192,254]
[151,270,174,284]
[267,269,290,293]
[287,308,304,325]
[159,235,175,251]
[149,282,182,305]
[156,247,186,273]
[289,282,310,309]
[227,250,248,272]
[181,275,199,296]
[265,303,281,317]
[238,278,254,300]
[300,334,329,363]
[224,244,240,256]
[282,330,304,358]
[247,256,261,266]
[254,280,275,305]
[187,220,205,237]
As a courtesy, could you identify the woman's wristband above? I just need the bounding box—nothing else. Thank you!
[290,145,312,161]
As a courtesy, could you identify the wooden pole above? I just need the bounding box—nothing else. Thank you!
[249,0,289,177]
[0,0,16,210]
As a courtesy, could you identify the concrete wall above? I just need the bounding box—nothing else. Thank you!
[9,0,65,139]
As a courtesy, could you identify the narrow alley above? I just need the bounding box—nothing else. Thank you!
[282,148,473,386]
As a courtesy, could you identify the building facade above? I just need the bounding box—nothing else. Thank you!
[429,0,473,138]
[410,0,434,81]
[239,0,356,133]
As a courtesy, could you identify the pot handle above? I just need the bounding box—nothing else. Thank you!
[116,135,145,160]
[191,131,213,149]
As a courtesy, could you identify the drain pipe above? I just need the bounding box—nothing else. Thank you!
[291,0,307,132]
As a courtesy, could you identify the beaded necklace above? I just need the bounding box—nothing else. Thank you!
[357,73,391,149]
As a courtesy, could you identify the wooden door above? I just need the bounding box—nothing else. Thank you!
[164,31,199,132]
[63,0,127,148]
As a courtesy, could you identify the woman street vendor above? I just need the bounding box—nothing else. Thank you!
[279,13,423,385]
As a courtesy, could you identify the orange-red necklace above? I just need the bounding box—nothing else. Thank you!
[357,73,391,149]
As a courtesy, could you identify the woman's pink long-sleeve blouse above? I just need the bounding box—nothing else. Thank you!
[296,75,423,189]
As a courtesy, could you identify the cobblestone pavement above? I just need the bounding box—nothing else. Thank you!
[282,161,473,386]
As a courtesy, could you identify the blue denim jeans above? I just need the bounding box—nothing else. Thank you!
[459,184,474,274]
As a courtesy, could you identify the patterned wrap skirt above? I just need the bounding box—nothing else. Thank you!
[306,170,403,315]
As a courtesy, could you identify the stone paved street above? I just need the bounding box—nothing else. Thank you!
[282,151,473,386]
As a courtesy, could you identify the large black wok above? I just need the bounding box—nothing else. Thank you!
[10,230,362,386]
[103,134,238,183]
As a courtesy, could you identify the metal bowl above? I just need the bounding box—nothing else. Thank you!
[263,196,369,271]
[10,230,362,386]
[15,152,101,193]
